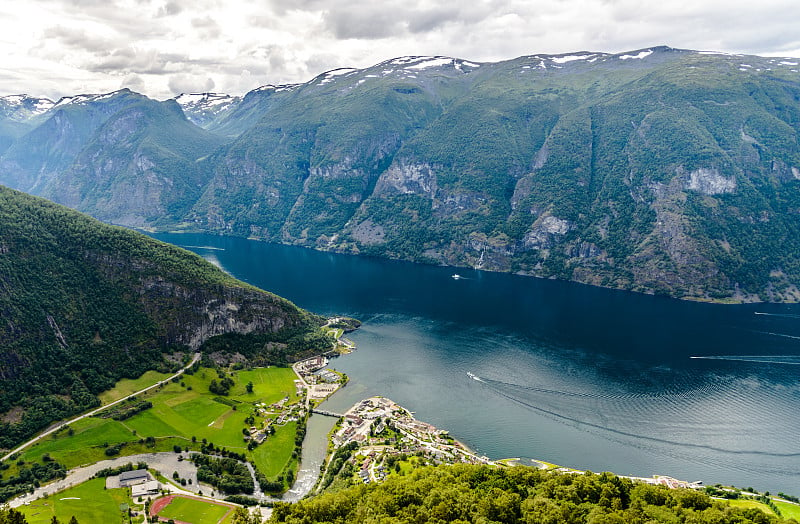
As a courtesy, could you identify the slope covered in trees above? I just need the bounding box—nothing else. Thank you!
[271,464,796,524]
[0,186,325,449]
[3,48,800,301]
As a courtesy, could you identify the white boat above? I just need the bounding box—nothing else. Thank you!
[452,274,462,280]
[466,372,480,381]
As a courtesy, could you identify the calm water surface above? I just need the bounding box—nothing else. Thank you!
[153,233,800,494]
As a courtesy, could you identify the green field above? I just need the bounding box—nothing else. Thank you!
[726,497,800,519]
[12,367,303,484]
[18,478,132,524]
[726,499,776,515]
[98,370,173,405]
[775,500,800,520]
[157,495,233,524]
[251,421,298,477]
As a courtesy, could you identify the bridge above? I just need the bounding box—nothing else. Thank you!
[312,409,344,418]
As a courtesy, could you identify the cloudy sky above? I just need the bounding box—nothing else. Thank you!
[2,0,799,100]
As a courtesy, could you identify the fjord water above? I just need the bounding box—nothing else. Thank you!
[154,233,800,493]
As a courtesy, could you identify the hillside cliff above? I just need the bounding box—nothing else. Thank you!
[0,186,323,448]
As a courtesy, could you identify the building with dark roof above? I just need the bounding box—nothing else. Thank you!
[119,469,150,487]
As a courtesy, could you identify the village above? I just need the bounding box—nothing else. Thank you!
[328,396,495,485]
[291,354,347,407]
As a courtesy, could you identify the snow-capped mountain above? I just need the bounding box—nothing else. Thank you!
[172,92,241,128]
[0,94,55,122]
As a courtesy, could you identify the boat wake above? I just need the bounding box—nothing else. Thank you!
[690,355,800,365]
[751,330,800,341]
[754,312,800,319]
[466,372,800,467]
[466,371,483,382]
[180,245,225,251]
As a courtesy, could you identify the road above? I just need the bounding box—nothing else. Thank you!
[1,352,201,462]
[9,451,202,508]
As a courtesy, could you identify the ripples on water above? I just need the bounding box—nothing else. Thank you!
[152,233,800,494]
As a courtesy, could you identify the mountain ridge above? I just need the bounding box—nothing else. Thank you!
[2,46,800,302]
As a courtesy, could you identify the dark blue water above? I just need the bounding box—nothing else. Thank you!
[153,233,800,494]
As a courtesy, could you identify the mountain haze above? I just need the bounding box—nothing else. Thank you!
[2,47,800,301]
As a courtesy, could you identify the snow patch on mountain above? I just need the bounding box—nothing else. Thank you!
[0,94,55,122]
[407,57,453,69]
[619,50,654,60]
[551,54,594,64]
[317,68,358,85]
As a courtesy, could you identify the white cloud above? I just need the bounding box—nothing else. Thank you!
[167,74,215,94]
[0,0,798,100]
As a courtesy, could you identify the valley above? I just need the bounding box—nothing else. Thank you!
[3,47,800,302]
[2,39,800,524]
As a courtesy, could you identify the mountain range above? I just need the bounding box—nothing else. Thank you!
[2,46,800,302]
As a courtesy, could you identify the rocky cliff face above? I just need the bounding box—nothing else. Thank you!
[3,48,800,302]
[0,186,321,447]
[137,277,299,350]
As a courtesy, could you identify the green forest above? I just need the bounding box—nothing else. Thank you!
[271,464,797,524]
[0,186,324,450]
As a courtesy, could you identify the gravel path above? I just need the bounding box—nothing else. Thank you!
[9,452,206,508]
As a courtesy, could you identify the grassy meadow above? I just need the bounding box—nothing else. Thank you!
[98,370,173,405]
[18,478,133,524]
[774,500,800,520]
[8,366,302,484]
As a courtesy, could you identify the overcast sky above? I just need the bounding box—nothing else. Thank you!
[2,0,799,101]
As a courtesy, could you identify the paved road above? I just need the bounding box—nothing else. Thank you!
[8,452,204,508]
[1,352,201,462]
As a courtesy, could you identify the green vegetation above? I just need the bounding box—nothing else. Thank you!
[272,464,797,524]
[97,371,171,405]
[18,478,126,524]
[0,186,324,450]
[775,501,800,520]
[156,495,233,524]
[5,50,800,301]
[0,460,66,503]
[7,366,303,495]
[194,454,254,494]
[728,498,778,516]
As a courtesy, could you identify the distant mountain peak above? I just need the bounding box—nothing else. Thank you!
[374,55,482,72]
[172,91,241,128]
[253,83,301,93]
[173,92,235,106]
[51,88,138,110]
[0,94,55,120]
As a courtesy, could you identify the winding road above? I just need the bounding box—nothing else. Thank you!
[1,352,201,462]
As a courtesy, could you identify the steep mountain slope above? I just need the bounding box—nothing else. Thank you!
[189,59,477,240]
[0,186,324,449]
[190,48,800,301]
[2,47,800,301]
[0,89,146,192]
[0,95,54,155]
[40,98,224,227]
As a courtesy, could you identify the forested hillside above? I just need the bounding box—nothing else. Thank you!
[271,464,796,524]
[0,186,324,449]
[3,47,800,301]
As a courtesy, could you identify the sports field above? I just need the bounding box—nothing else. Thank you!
[152,494,235,524]
[18,478,130,524]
